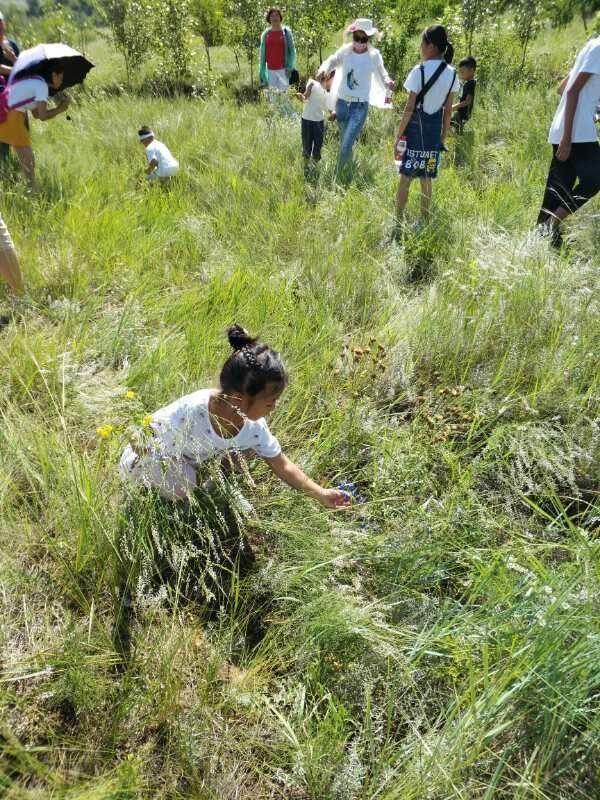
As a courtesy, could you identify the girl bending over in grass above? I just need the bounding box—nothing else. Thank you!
[394,25,458,221]
[120,324,350,510]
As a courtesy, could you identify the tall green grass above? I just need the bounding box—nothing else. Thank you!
[1,21,599,800]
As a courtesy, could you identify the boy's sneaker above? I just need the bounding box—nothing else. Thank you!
[536,221,564,250]
[550,225,565,251]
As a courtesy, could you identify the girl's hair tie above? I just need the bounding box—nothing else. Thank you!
[242,345,260,370]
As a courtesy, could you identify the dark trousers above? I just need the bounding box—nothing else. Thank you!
[537,141,600,224]
[450,113,467,133]
[301,118,324,161]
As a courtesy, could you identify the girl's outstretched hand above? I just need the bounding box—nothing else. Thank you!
[319,488,352,509]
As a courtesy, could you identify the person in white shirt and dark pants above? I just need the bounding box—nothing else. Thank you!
[537,36,600,247]
[297,70,335,174]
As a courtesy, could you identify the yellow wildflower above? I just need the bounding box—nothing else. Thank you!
[96,424,114,440]
[126,390,137,399]
[142,414,153,428]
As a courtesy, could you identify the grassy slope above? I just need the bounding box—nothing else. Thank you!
[1,21,599,800]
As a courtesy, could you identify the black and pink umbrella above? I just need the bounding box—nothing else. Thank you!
[9,43,94,93]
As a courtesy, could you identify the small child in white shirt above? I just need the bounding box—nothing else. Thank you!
[120,324,350,510]
[297,70,335,163]
[138,126,179,180]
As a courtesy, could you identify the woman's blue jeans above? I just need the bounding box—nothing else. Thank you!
[335,99,369,171]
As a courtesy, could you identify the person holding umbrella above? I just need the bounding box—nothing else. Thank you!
[0,43,93,189]
[0,9,20,163]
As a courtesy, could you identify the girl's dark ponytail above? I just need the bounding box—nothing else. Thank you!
[227,323,256,352]
[220,324,288,397]
[423,25,453,64]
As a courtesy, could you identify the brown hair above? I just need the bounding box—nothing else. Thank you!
[266,7,283,22]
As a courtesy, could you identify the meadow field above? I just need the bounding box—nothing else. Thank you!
[0,20,599,800]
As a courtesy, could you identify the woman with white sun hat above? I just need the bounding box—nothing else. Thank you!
[318,18,395,174]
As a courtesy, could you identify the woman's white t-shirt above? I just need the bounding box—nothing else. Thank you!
[8,77,49,111]
[404,60,458,114]
[548,37,600,144]
[302,79,332,121]
[341,50,377,102]
[145,139,179,177]
[320,45,391,108]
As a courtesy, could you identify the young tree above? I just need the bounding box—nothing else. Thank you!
[547,0,600,29]
[223,15,245,73]
[104,0,157,82]
[288,0,345,70]
[226,0,263,86]
[26,0,42,15]
[377,14,421,84]
[35,0,80,44]
[157,0,193,78]
[461,0,490,54]
[191,0,224,70]
[513,0,544,71]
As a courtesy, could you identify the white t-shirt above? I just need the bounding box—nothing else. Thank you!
[340,50,376,102]
[321,45,390,108]
[136,388,281,464]
[8,77,49,111]
[302,79,332,121]
[404,60,458,115]
[145,139,179,177]
[548,37,600,144]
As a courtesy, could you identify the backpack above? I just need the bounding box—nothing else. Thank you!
[0,76,46,124]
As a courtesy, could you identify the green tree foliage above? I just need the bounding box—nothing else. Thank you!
[190,0,225,70]
[513,0,545,69]
[26,0,43,15]
[554,0,600,28]
[288,0,345,73]
[14,0,93,50]
[377,2,423,83]
[159,0,193,78]
[221,15,245,73]
[104,0,192,82]
[460,0,501,54]
[225,0,264,85]
[104,0,156,80]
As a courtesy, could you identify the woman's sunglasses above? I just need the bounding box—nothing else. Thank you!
[353,33,369,43]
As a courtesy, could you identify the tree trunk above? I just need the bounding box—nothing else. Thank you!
[124,51,131,87]
[581,9,588,31]
[204,37,211,71]
[520,28,531,73]
[234,49,241,72]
